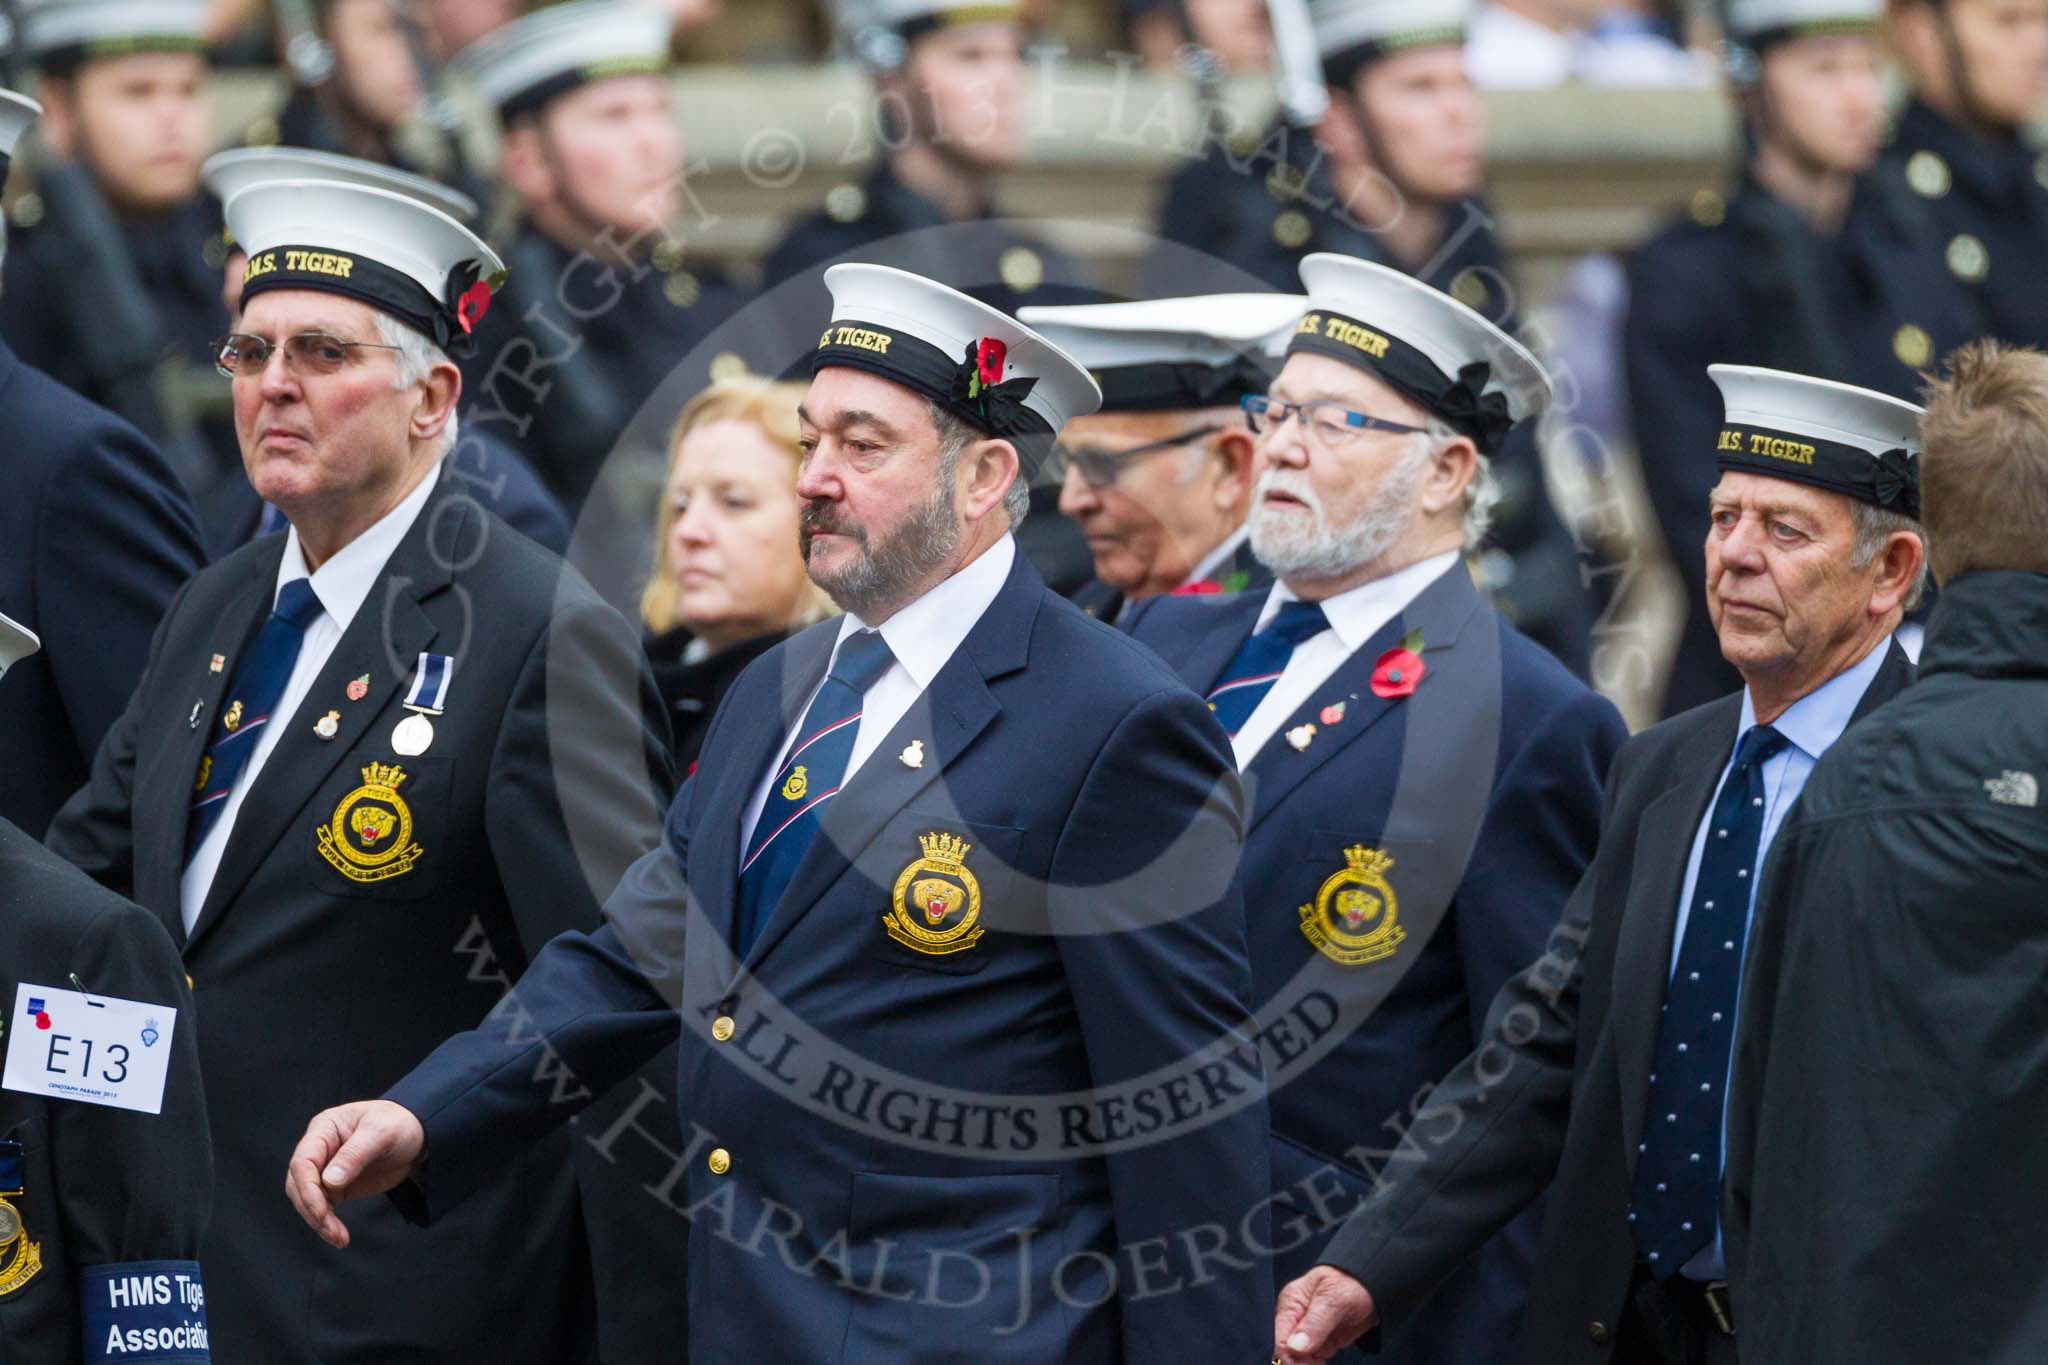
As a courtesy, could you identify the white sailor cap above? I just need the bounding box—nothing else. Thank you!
[0,90,41,184]
[0,610,38,681]
[225,178,507,356]
[1017,294,1304,413]
[816,263,1100,470]
[841,0,1019,36]
[1312,0,1470,83]
[451,0,671,124]
[21,1,211,73]
[204,148,479,227]
[1709,364,1921,518]
[1721,0,1880,47]
[1286,253,1548,453]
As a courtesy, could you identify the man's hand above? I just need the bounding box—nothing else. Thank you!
[284,1100,426,1249]
[1274,1265,1379,1363]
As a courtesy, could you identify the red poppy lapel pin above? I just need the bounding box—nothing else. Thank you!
[1370,628,1427,700]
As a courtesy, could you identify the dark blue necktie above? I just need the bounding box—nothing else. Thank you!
[1631,722,1791,1275]
[187,578,325,858]
[735,630,895,954]
[1205,599,1329,738]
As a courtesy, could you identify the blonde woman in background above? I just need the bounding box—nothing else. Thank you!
[643,376,835,768]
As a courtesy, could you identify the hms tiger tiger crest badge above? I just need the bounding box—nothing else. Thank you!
[317,763,425,883]
[1298,845,1406,966]
[885,831,984,956]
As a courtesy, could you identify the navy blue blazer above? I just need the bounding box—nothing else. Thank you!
[1125,563,1626,1363]
[0,339,206,837]
[385,549,1275,1365]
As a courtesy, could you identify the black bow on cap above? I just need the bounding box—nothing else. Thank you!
[950,339,1039,436]
[1872,446,1919,518]
[1435,361,1515,452]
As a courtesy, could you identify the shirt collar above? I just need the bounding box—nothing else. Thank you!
[1737,632,1894,761]
[839,534,1017,689]
[1258,549,1461,653]
[1187,524,1249,587]
[275,461,443,633]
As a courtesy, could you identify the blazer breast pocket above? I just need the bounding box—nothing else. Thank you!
[307,753,451,901]
[861,813,1027,976]
[1286,828,1438,970]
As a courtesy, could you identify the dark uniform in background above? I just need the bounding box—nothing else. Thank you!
[450,4,748,521]
[0,90,207,839]
[1730,572,2048,1364]
[1126,255,1625,1362]
[46,178,674,1365]
[0,610,213,1364]
[1309,365,1922,1365]
[0,2,231,504]
[1879,97,2048,352]
[1145,0,1595,675]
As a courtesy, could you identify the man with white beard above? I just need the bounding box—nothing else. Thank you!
[1125,254,1626,1363]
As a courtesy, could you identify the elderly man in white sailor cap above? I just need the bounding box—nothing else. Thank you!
[1272,362,1923,1365]
[286,263,1277,1365]
[450,0,748,514]
[197,147,571,556]
[1020,293,1304,623]
[46,176,675,1365]
[1119,254,1626,1364]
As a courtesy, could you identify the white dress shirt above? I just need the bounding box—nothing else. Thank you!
[1671,631,1893,1279]
[740,535,1016,850]
[180,464,443,931]
[1232,550,1461,769]
[1186,523,1250,586]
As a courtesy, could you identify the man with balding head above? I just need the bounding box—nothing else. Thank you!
[1274,363,1925,1365]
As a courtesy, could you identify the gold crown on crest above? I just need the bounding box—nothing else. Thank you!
[361,762,408,790]
[1343,845,1393,878]
[918,831,970,869]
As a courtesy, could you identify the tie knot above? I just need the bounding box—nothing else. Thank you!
[274,578,324,630]
[1736,723,1789,771]
[829,630,895,694]
[1264,599,1329,648]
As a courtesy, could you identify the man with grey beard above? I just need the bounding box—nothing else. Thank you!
[1125,253,1626,1364]
[284,263,1275,1364]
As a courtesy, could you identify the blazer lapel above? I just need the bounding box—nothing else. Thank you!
[1613,704,1740,1162]
[732,556,1040,980]
[1178,592,1267,695]
[139,563,278,946]
[184,497,458,951]
[1240,563,1485,832]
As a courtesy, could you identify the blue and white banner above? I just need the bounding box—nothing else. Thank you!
[82,1261,209,1362]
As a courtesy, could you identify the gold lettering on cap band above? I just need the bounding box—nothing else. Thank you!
[1717,428,1816,465]
[820,326,895,356]
[1293,312,1391,359]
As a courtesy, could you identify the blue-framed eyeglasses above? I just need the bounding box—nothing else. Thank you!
[1240,394,1427,442]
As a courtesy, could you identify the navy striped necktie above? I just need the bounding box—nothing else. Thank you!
[1630,722,1790,1275]
[1205,599,1330,738]
[187,578,324,858]
[735,630,896,954]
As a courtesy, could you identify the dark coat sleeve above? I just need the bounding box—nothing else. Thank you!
[35,414,206,774]
[45,575,199,899]
[1043,684,1274,1365]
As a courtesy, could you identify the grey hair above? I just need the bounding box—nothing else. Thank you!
[1412,416,1499,549]
[927,399,1030,529]
[1849,500,1929,611]
[373,311,459,457]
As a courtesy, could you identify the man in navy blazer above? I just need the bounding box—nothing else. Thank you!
[0,89,206,837]
[1126,255,1626,1363]
[286,263,1274,1364]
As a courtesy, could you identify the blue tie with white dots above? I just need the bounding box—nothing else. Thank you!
[1631,722,1790,1274]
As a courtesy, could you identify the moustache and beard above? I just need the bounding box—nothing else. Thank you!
[799,476,963,620]
[1247,438,1431,583]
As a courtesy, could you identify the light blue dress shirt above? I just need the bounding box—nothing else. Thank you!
[1670,634,1894,1279]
